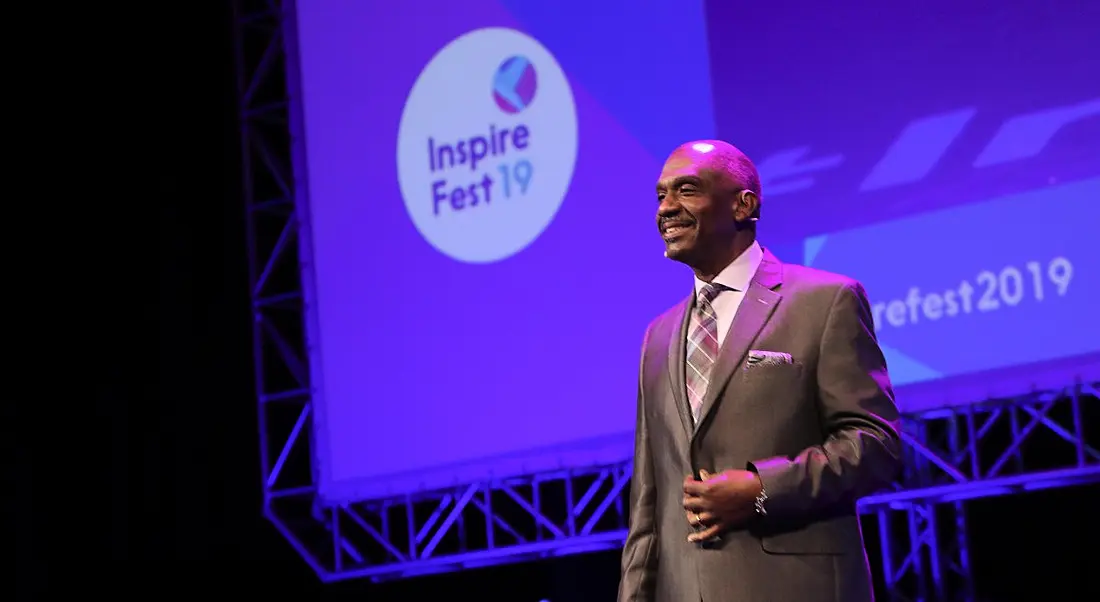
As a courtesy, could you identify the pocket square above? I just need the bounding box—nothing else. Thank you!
[746,350,793,367]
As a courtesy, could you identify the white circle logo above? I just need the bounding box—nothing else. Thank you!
[396,28,579,263]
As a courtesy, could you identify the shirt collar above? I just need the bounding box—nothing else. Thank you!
[693,240,764,295]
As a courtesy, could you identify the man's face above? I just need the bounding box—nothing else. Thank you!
[655,152,738,264]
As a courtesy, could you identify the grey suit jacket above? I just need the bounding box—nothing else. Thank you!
[619,248,902,602]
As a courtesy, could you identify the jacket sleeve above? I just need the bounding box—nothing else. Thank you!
[749,281,903,520]
[618,327,658,602]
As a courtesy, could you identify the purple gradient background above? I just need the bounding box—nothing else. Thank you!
[292,0,1100,502]
[704,0,1100,242]
[293,0,716,501]
[703,0,1100,411]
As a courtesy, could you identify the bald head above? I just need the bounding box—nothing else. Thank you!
[667,140,761,200]
[656,139,762,277]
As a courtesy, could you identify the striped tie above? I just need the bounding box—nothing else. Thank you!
[686,284,722,424]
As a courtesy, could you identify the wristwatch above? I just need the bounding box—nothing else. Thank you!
[753,483,769,517]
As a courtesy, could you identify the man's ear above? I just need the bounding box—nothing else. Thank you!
[734,190,760,223]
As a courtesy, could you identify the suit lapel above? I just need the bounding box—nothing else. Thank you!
[666,295,695,440]
[692,249,784,439]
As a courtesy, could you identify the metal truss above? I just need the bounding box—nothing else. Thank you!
[322,465,634,580]
[859,382,1100,602]
[233,2,1100,597]
[296,384,1100,589]
[233,0,326,578]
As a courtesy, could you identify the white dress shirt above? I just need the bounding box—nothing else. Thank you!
[692,241,764,347]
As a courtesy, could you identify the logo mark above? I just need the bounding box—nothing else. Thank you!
[396,28,578,264]
[493,56,537,114]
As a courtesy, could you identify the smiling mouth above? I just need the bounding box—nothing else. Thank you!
[661,222,694,240]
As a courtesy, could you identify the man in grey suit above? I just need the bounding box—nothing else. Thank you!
[618,140,903,602]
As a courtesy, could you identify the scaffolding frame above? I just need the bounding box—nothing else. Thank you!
[233,2,1100,599]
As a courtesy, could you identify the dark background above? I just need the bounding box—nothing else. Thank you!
[19,3,1092,600]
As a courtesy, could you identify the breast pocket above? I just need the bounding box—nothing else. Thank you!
[712,360,800,427]
[740,361,804,397]
[725,361,807,427]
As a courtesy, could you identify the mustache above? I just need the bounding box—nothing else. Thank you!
[658,216,695,229]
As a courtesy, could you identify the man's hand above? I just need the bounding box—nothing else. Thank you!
[683,469,763,542]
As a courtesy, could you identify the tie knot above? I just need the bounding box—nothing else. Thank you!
[698,284,722,306]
